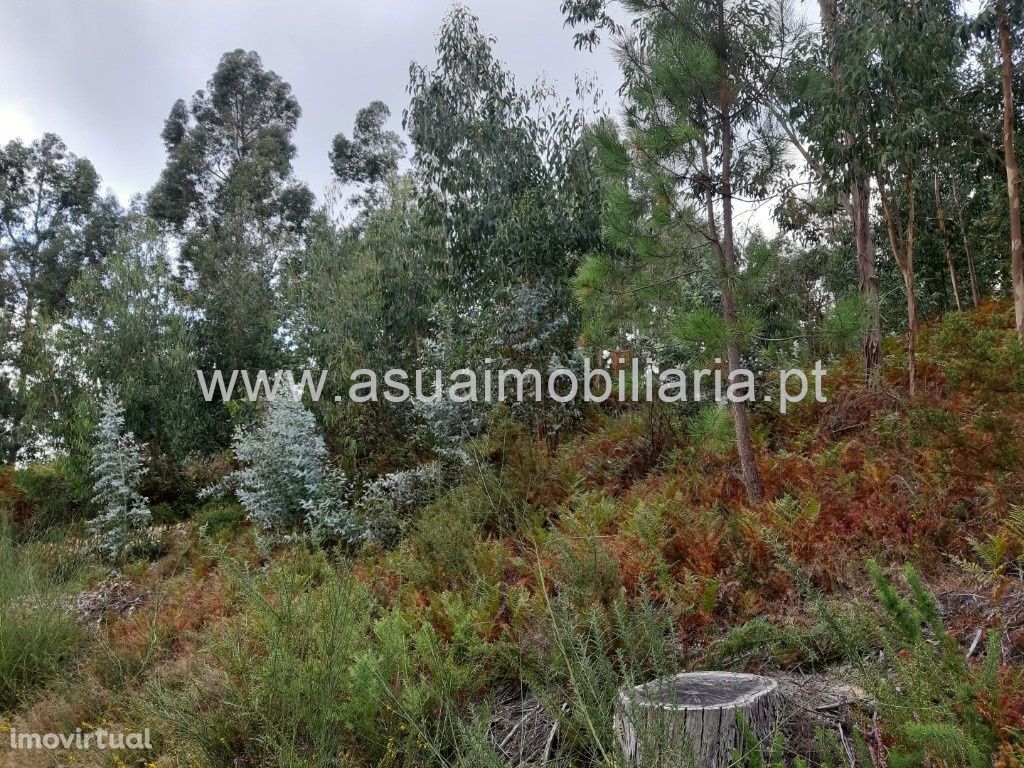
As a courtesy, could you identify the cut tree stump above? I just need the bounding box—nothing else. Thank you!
[613,672,781,767]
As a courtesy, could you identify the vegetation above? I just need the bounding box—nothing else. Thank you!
[1,0,1024,765]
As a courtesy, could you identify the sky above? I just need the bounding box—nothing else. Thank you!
[0,0,621,204]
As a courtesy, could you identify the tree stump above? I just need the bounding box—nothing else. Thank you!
[613,672,781,767]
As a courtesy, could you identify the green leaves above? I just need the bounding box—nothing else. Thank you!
[330,101,405,188]
[406,6,601,303]
[819,295,871,357]
[148,49,311,237]
[689,404,736,454]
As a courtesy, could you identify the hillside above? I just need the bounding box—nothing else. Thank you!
[2,301,1023,767]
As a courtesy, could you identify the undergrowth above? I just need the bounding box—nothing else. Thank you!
[2,302,1023,766]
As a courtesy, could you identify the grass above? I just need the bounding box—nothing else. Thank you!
[0,520,84,712]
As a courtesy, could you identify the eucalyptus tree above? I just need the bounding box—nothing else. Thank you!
[939,29,1014,306]
[975,0,1024,336]
[0,133,105,461]
[826,0,964,395]
[51,212,211,465]
[408,7,603,321]
[285,178,432,463]
[330,100,406,219]
[808,0,883,382]
[88,391,152,562]
[403,7,604,441]
[148,49,313,379]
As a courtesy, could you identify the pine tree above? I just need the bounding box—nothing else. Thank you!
[88,391,152,561]
[576,0,803,504]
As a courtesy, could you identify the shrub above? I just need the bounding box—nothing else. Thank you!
[0,467,31,530]
[355,461,442,544]
[14,460,88,535]
[193,500,248,535]
[88,392,154,562]
[405,476,496,588]
[145,552,497,767]
[861,560,1007,767]
[507,575,684,767]
[224,397,363,545]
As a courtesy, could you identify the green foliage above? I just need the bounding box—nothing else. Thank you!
[0,132,107,462]
[330,100,405,215]
[146,552,497,767]
[864,562,1001,767]
[0,520,83,711]
[689,404,736,455]
[148,49,311,235]
[957,504,1024,585]
[88,391,154,563]
[820,294,871,357]
[193,499,247,535]
[147,557,374,766]
[14,460,89,535]
[224,396,361,544]
[285,180,431,461]
[148,49,312,409]
[522,578,683,766]
[867,558,923,643]
[6,5,1024,766]
[355,461,442,546]
[52,212,215,463]
[404,7,603,448]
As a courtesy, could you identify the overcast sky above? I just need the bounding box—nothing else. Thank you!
[0,0,621,204]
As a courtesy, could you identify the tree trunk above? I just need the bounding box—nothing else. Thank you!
[879,172,918,396]
[820,0,883,386]
[999,4,1024,337]
[713,63,764,506]
[853,170,883,384]
[952,180,981,307]
[900,262,919,397]
[614,672,781,767]
[934,172,962,311]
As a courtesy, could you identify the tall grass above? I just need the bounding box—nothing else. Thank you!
[0,520,83,711]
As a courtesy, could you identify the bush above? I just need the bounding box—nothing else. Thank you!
[193,500,247,535]
[145,552,496,767]
[355,461,442,545]
[16,462,84,532]
[224,397,363,545]
[861,560,1008,767]
[0,522,83,711]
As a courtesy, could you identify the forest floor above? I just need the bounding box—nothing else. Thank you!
[3,300,1024,767]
